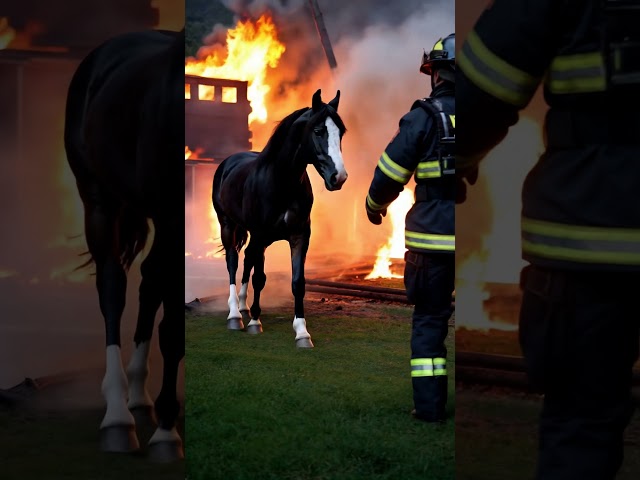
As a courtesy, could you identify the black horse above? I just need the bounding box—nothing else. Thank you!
[64,29,184,460]
[213,89,347,348]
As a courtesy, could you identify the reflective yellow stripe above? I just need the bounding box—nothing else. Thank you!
[411,358,434,377]
[366,193,388,212]
[433,40,443,51]
[411,358,447,377]
[405,231,455,252]
[547,52,606,94]
[522,217,640,265]
[377,152,412,185]
[449,115,455,128]
[433,358,447,376]
[416,160,441,179]
[458,29,539,107]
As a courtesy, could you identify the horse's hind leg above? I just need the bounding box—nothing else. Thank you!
[146,219,184,462]
[126,224,161,421]
[290,227,314,348]
[244,239,266,334]
[221,222,245,330]
[84,199,139,452]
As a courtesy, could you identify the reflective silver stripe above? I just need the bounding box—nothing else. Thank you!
[377,152,412,184]
[458,30,539,107]
[547,52,606,94]
[522,217,640,265]
[405,231,455,252]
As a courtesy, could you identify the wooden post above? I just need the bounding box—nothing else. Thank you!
[308,0,338,70]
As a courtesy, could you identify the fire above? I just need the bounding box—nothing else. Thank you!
[0,17,15,49]
[205,204,224,259]
[184,13,286,125]
[366,188,414,280]
[456,115,543,330]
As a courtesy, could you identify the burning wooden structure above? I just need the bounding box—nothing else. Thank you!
[184,74,252,232]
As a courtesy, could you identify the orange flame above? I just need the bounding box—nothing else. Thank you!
[366,188,414,280]
[184,13,286,125]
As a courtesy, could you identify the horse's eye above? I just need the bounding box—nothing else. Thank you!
[314,127,325,135]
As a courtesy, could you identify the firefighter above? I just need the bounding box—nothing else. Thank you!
[457,1,640,478]
[365,34,455,423]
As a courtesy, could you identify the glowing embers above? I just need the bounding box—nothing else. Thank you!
[184,13,285,124]
[366,188,414,280]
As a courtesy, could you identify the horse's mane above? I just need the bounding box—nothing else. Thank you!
[259,107,310,161]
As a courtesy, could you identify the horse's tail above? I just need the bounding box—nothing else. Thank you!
[234,229,248,253]
[73,210,149,272]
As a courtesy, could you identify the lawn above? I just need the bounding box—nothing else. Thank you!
[185,299,455,480]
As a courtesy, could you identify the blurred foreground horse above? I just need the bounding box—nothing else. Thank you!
[64,29,184,460]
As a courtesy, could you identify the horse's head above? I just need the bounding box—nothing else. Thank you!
[295,89,348,191]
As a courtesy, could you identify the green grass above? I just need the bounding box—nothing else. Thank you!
[186,309,455,480]
[0,408,184,479]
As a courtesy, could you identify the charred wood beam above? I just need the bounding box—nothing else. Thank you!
[308,0,338,70]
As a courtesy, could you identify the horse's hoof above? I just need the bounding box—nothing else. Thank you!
[148,440,184,463]
[296,337,314,349]
[246,324,263,335]
[130,406,156,428]
[227,318,245,331]
[100,425,140,453]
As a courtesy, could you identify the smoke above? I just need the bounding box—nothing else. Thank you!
[185,0,453,303]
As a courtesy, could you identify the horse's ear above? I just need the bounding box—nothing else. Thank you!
[328,90,340,110]
[312,89,322,112]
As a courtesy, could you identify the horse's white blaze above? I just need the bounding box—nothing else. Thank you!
[325,117,347,184]
[126,341,153,409]
[293,316,311,340]
[228,284,241,319]
[101,345,135,428]
[149,426,182,444]
[238,282,249,312]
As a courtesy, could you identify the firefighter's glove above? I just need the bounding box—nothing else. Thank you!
[365,200,386,225]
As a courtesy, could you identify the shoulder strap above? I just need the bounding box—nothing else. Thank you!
[410,97,455,144]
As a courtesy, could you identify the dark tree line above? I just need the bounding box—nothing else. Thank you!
[186,0,235,57]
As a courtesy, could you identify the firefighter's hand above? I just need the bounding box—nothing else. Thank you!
[456,167,479,204]
[365,201,386,225]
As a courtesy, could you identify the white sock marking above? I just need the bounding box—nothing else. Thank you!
[127,341,153,409]
[228,284,241,319]
[293,316,311,340]
[149,426,182,445]
[238,282,249,312]
[101,345,135,428]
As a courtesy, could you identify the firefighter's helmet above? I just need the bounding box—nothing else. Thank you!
[420,33,455,76]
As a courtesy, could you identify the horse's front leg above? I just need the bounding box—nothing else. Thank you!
[290,225,313,348]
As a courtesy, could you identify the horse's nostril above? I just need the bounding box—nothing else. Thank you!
[330,173,337,185]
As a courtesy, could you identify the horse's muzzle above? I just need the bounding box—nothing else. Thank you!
[328,171,348,191]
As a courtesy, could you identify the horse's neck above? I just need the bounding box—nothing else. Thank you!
[259,130,307,187]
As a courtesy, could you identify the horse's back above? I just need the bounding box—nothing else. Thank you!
[212,152,260,223]
[65,29,183,213]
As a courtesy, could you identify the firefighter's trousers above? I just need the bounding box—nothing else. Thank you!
[519,265,640,480]
[405,251,454,421]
